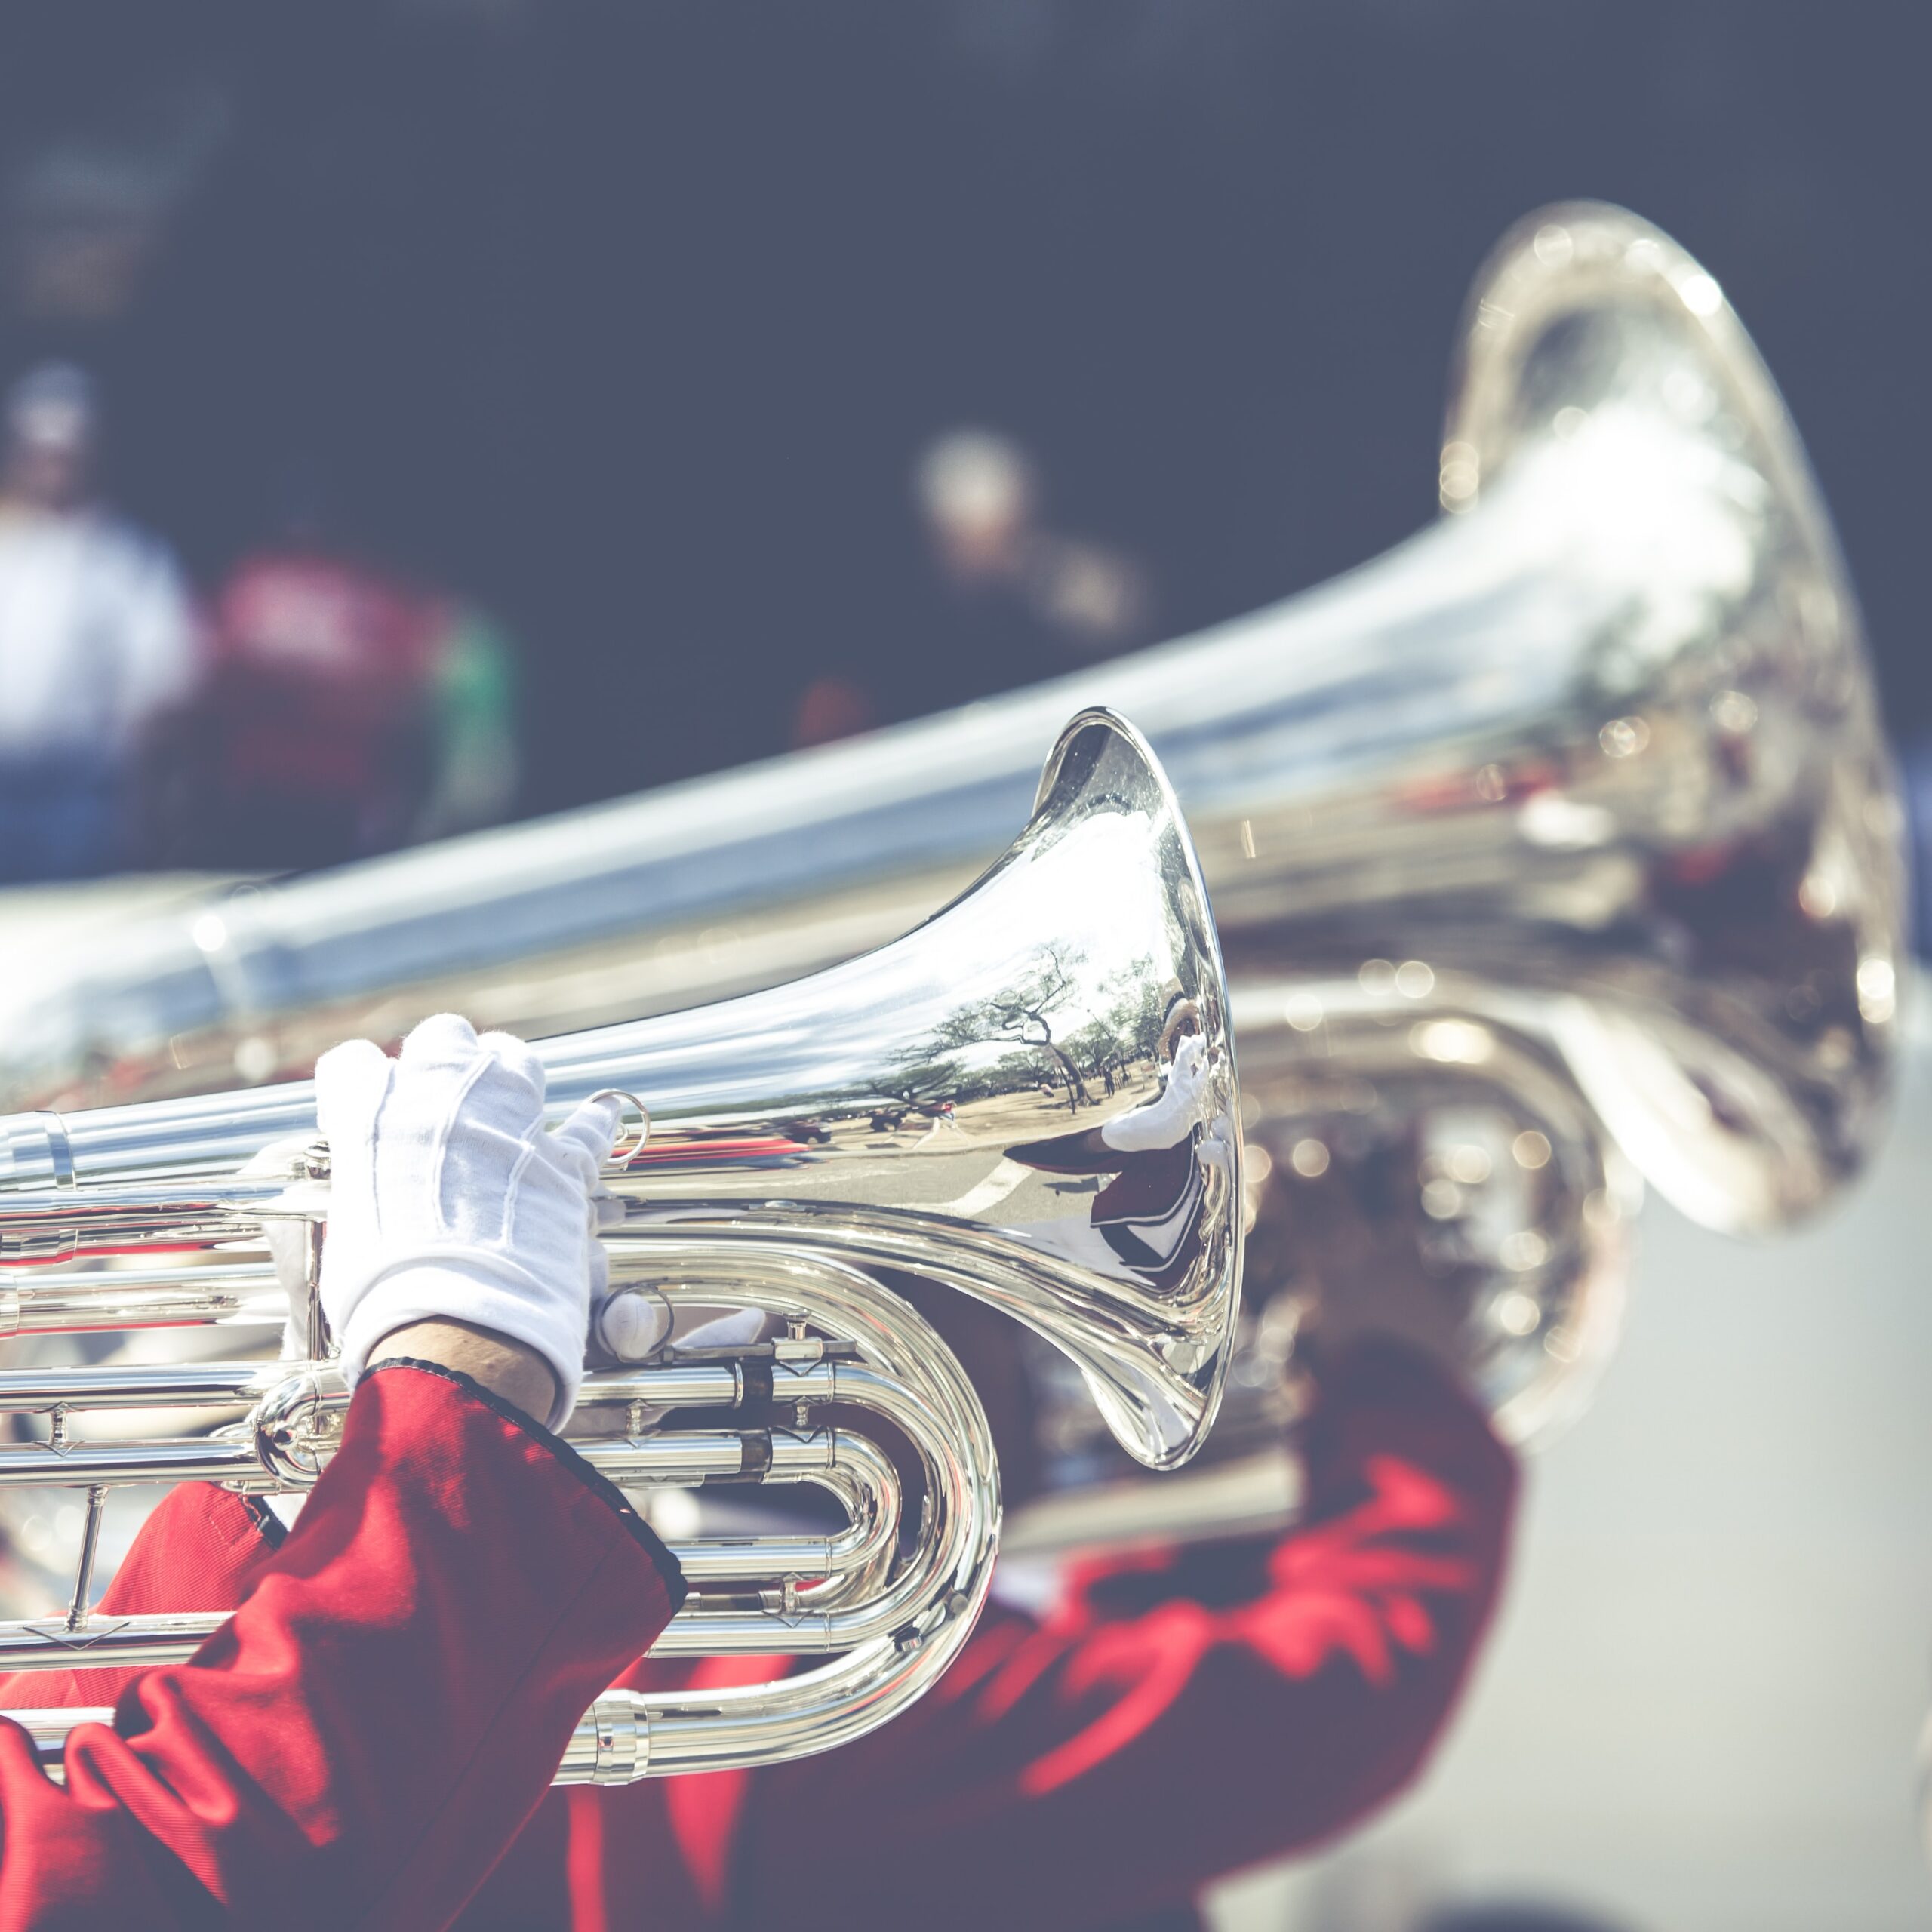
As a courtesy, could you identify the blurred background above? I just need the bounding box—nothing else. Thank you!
[1,3,1928,872]
[1,4,1930,1927]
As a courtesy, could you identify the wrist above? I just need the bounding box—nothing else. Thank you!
[366,1317,561,1426]
[331,1255,586,1428]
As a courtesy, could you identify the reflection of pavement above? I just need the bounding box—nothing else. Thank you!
[869,1147,1053,1216]
[1210,991,1932,1932]
[931,1156,1033,1217]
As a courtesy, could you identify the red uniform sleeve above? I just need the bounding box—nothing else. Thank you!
[730,1337,1518,1930]
[0,1358,685,1932]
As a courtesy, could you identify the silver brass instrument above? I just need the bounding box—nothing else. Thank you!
[0,709,1244,1777]
[1000,981,1640,1561]
[0,202,1904,1554]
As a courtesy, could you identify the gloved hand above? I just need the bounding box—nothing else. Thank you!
[1101,1031,1215,1152]
[315,1013,622,1430]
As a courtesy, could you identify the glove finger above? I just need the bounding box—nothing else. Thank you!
[313,1038,393,1146]
[598,1288,672,1361]
[478,1029,547,1102]
[398,1012,481,1069]
[539,1103,623,1198]
[554,1093,626,1169]
[460,1033,546,1150]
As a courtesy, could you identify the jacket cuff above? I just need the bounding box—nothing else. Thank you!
[361,1355,687,1614]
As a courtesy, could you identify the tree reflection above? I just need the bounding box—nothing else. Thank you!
[888,952,1169,1118]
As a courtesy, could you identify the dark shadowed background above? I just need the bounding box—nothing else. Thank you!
[1,0,1926,822]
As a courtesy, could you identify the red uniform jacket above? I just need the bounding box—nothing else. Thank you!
[7,1342,1514,1931]
[0,1358,685,1931]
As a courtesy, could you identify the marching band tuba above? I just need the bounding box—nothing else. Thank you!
[0,203,1905,1553]
[0,710,1244,1776]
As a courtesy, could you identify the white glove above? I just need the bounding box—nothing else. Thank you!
[596,1286,675,1363]
[315,1013,622,1430]
[1101,1032,1214,1153]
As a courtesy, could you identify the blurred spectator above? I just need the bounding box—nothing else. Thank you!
[411,603,520,844]
[918,429,1040,589]
[790,672,880,750]
[0,362,198,881]
[151,506,519,870]
[791,426,1155,749]
[915,425,1151,658]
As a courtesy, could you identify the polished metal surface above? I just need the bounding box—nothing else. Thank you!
[1004,1442,1303,1564]
[0,1263,281,1338]
[1001,202,1901,1548]
[1017,977,1639,1536]
[5,1251,1005,1784]
[0,202,1904,1581]
[0,205,1900,1254]
[0,709,1244,1472]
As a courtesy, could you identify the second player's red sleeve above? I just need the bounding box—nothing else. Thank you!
[0,1357,685,1932]
[728,1338,1518,1930]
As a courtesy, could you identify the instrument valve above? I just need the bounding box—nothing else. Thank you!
[771,1318,823,1365]
[772,1321,828,1429]
[251,1368,349,1487]
[758,1578,808,1623]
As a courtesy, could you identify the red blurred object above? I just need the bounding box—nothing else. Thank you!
[170,549,449,865]
[621,1134,812,1170]
[0,1361,681,1928]
[14,1342,1515,1931]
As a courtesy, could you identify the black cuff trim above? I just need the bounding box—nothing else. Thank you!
[243,1494,290,1550]
[363,1356,688,1613]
